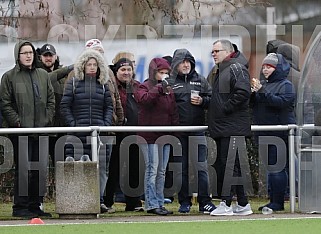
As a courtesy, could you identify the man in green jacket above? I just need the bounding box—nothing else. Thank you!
[0,40,55,218]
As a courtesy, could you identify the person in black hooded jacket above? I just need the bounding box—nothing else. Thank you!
[207,39,253,216]
[168,48,216,214]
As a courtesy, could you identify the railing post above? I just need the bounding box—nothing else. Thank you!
[289,127,296,213]
[91,129,98,162]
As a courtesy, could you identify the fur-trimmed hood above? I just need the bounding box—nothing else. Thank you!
[74,49,109,85]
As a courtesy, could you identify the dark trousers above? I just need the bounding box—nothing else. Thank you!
[267,144,287,207]
[104,133,142,209]
[176,132,212,206]
[213,137,248,207]
[11,135,49,212]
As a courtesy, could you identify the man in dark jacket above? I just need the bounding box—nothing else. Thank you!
[169,48,216,214]
[0,40,55,218]
[207,39,253,216]
[37,43,73,164]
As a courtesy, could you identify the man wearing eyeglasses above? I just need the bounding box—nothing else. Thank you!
[207,39,253,216]
[0,40,55,218]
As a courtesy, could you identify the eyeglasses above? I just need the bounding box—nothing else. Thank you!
[19,51,34,56]
[211,49,225,54]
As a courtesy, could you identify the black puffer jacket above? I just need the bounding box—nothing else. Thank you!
[170,49,211,126]
[207,53,251,138]
[60,49,113,158]
[60,49,113,127]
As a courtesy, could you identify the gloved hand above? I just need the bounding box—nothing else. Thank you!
[161,77,170,90]
[161,74,174,90]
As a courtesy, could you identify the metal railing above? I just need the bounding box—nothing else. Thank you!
[0,124,300,213]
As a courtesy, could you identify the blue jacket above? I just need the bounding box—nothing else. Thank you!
[252,53,296,137]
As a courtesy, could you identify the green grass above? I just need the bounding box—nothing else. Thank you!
[1,218,321,234]
[0,198,313,234]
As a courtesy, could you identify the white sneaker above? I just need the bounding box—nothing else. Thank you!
[210,201,233,216]
[233,203,253,216]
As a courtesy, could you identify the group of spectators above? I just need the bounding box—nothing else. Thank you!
[0,38,297,218]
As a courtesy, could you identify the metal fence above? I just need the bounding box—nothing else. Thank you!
[0,125,299,212]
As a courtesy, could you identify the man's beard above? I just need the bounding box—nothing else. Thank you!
[43,61,54,70]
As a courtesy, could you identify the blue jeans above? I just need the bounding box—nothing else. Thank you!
[140,144,170,210]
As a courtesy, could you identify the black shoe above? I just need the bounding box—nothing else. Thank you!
[147,208,167,216]
[12,209,38,219]
[160,206,173,215]
[30,209,52,217]
[100,204,108,213]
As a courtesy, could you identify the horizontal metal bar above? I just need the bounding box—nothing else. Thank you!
[0,125,298,134]
[299,148,321,152]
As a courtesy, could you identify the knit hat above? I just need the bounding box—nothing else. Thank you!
[113,58,134,73]
[85,39,104,52]
[148,58,171,79]
[262,53,279,68]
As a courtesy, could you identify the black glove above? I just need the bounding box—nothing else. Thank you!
[166,77,175,86]
[161,78,170,90]
[161,75,174,89]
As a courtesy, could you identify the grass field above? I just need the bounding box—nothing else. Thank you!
[1,218,321,234]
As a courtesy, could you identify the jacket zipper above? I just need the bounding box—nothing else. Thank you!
[89,77,92,125]
[29,71,36,127]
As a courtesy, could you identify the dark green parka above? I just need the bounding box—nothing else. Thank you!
[0,40,55,128]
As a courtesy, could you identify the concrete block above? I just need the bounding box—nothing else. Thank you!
[55,161,100,218]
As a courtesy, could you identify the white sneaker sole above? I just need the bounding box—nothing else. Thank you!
[210,211,234,216]
[233,210,253,216]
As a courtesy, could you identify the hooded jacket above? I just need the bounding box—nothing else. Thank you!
[0,40,55,128]
[207,48,252,138]
[252,53,296,137]
[170,49,211,126]
[135,58,179,143]
[60,49,113,128]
